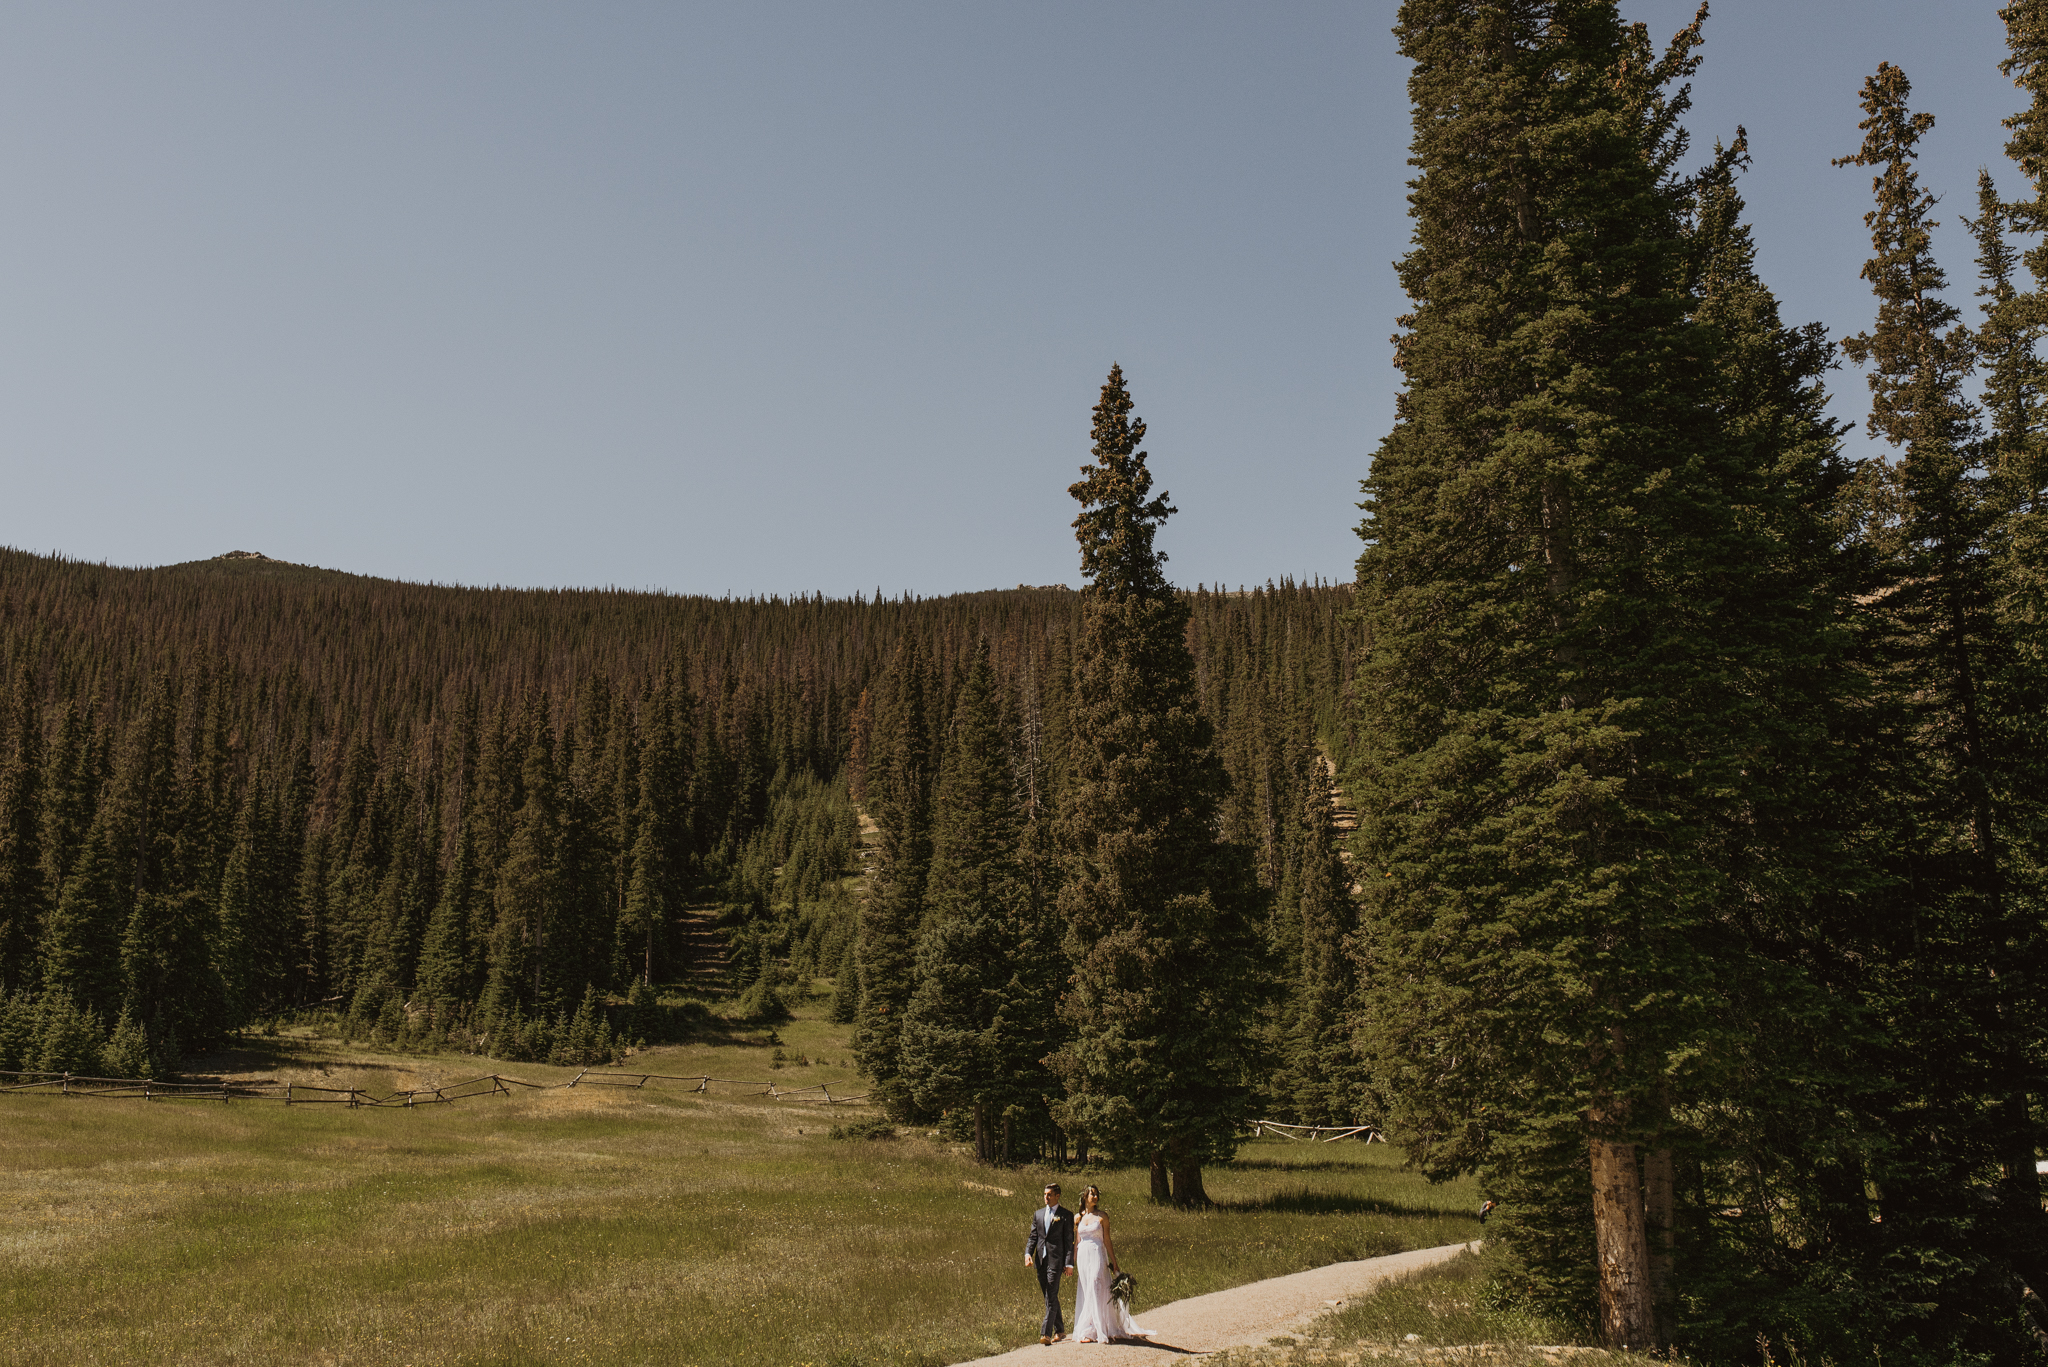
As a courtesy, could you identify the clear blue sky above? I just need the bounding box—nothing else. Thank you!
[0,2,2023,596]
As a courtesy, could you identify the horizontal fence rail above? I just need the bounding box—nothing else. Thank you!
[0,1068,870,1110]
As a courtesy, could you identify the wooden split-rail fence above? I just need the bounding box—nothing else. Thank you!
[0,1067,870,1109]
[1249,1119,1383,1144]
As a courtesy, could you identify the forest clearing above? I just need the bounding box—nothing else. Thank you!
[4,2,2048,1357]
[0,987,1480,1367]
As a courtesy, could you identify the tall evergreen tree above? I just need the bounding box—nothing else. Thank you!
[1351,5,1862,1350]
[899,641,1064,1163]
[1049,364,1266,1206]
[415,817,479,1008]
[39,679,179,1021]
[853,634,934,1113]
[0,659,45,992]
[213,781,262,1032]
[482,719,569,1017]
[1275,726,1358,1128]
[1833,58,2048,1343]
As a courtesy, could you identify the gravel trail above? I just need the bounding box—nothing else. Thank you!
[950,1241,1476,1365]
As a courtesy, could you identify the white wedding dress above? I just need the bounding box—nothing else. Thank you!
[1069,1212,1154,1343]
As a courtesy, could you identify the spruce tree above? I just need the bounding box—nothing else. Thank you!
[483,722,568,1018]
[213,783,261,1032]
[1835,57,2048,1335]
[1352,6,1859,1349]
[39,681,179,1022]
[1049,364,1266,1206]
[415,818,478,1009]
[35,703,95,910]
[0,659,46,992]
[1276,729,1358,1127]
[898,641,1064,1163]
[852,634,933,1114]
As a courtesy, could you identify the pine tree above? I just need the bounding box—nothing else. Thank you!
[827,929,860,1025]
[0,659,46,992]
[1833,56,2048,1341]
[1351,6,1859,1349]
[852,634,933,1114]
[213,784,261,1032]
[898,641,1064,1163]
[1276,728,1358,1127]
[415,818,478,1009]
[37,817,127,1017]
[40,682,179,1022]
[483,721,569,1017]
[35,703,95,909]
[1049,364,1266,1206]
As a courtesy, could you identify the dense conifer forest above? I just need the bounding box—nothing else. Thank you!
[0,544,1358,1098]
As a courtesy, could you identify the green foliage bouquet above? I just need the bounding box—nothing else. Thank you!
[1109,1269,1136,1308]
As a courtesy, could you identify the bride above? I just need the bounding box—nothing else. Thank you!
[1069,1185,1154,1344]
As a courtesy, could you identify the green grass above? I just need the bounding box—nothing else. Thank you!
[1205,1250,1655,1367]
[0,995,1479,1367]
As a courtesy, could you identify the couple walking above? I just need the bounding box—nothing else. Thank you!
[1024,1182,1153,1346]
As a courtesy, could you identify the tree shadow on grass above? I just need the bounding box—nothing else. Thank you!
[1220,1186,1474,1222]
[1230,1155,1394,1174]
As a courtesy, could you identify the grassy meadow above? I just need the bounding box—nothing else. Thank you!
[0,992,1480,1367]
[1206,1250,1641,1367]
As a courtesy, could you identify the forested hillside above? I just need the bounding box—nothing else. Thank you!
[0,546,1356,1085]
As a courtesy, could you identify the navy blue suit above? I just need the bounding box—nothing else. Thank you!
[1026,1203,1075,1337]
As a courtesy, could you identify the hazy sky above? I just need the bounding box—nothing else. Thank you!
[0,2,2025,595]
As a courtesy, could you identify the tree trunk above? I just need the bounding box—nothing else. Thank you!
[1169,1156,1209,1208]
[974,1100,989,1165]
[1643,1145,1676,1352]
[1997,1088,2048,1303]
[1002,1110,1014,1166]
[1590,1136,1656,1352]
[1148,1149,1170,1204]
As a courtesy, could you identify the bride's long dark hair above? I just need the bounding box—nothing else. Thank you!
[1082,1184,1105,1215]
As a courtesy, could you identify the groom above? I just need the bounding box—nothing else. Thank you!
[1024,1182,1076,1345]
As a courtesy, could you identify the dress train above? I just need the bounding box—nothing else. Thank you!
[1069,1213,1153,1343]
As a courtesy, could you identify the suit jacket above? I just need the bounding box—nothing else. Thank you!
[1026,1203,1075,1271]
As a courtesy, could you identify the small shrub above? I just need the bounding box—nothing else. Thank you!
[734,972,791,1023]
[33,995,105,1074]
[0,989,39,1070]
[828,1118,898,1141]
[99,1010,153,1078]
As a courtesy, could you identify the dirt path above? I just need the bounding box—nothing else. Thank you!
[951,1241,1475,1365]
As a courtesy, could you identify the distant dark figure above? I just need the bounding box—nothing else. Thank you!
[1479,1199,1497,1225]
[1025,1182,1076,1344]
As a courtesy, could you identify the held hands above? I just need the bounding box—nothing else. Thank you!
[1064,1266,1076,1278]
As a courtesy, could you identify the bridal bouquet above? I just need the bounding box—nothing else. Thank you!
[1109,1269,1137,1307]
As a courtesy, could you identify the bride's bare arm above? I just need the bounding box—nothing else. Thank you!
[1101,1218,1118,1271]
